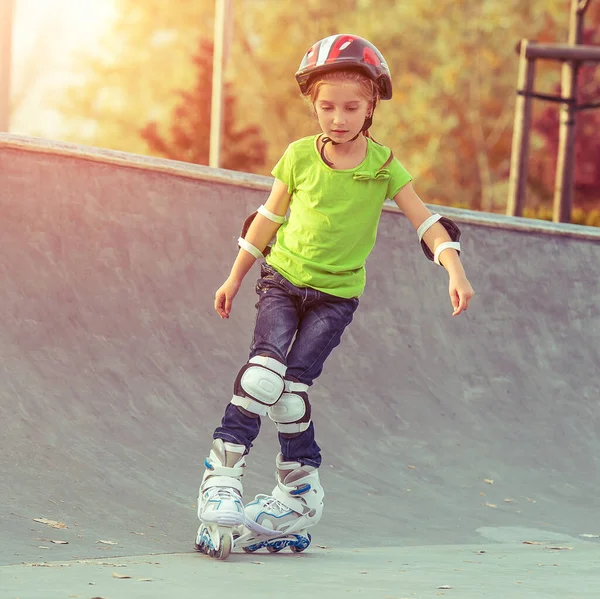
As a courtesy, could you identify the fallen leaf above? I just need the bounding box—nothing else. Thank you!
[25,562,71,568]
[580,534,599,538]
[407,465,416,470]
[136,578,153,582]
[38,546,50,549]
[51,540,69,545]
[33,518,67,529]
[504,498,515,503]
[316,544,331,549]
[112,572,132,579]
[484,503,497,508]
[546,546,573,551]
[97,540,119,545]
[484,479,494,485]
[250,561,264,565]
[523,541,543,545]
[438,585,453,589]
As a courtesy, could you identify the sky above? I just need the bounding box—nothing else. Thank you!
[11,0,115,137]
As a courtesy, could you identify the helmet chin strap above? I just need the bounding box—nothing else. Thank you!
[320,114,374,167]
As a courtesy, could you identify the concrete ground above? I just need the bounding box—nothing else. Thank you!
[4,540,600,599]
[1,135,599,599]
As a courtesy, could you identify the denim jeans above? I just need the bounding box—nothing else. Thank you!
[214,262,359,468]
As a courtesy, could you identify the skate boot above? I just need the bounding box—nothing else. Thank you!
[235,453,324,554]
[194,439,246,560]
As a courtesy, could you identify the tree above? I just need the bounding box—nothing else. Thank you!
[57,0,593,220]
[140,39,266,172]
[228,0,567,211]
[56,0,216,155]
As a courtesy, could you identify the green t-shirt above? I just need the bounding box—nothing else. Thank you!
[266,135,412,298]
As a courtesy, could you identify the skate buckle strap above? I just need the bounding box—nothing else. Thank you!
[290,483,311,496]
[272,483,309,515]
[206,463,244,478]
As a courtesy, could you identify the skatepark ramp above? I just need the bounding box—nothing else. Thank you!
[1,135,599,597]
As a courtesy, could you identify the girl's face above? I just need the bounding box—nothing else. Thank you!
[314,82,371,144]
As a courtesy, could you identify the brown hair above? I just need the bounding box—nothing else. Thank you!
[305,69,379,109]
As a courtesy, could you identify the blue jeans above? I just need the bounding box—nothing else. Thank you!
[214,262,359,468]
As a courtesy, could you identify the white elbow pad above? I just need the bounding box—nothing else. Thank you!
[434,241,461,265]
[238,237,264,260]
[418,215,462,262]
[417,213,442,241]
[257,204,286,224]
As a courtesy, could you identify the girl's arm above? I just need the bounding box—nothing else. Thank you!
[392,183,474,316]
[215,178,291,318]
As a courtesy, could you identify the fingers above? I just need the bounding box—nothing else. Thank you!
[450,289,460,315]
[214,291,231,319]
[451,288,474,316]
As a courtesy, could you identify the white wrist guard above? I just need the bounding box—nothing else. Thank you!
[257,204,286,224]
[434,241,461,265]
[237,237,264,260]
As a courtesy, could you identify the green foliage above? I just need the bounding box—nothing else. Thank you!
[140,39,266,171]
[56,0,215,154]
[54,0,598,224]
[524,206,600,228]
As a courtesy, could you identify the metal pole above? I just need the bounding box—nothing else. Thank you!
[209,0,232,169]
[0,0,15,132]
[525,42,600,62]
[553,0,588,223]
[507,40,536,217]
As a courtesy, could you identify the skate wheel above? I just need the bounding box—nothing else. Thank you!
[267,545,282,553]
[215,532,233,560]
[242,546,254,554]
[290,544,304,553]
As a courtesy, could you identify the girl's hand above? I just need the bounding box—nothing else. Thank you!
[449,274,474,316]
[214,277,242,319]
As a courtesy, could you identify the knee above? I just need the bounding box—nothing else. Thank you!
[231,356,286,416]
[268,380,312,437]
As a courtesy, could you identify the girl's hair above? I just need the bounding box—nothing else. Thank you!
[304,70,380,138]
[305,69,380,108]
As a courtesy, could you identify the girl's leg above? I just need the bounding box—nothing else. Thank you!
[213,263,301,451]
[198,265,301,536]
[278,291,359,467]
[240,287,358,546]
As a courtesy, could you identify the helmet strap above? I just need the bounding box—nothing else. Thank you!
[319,111,374,168]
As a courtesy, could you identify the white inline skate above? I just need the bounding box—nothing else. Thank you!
[195,439,246,560]
[235,453,324,554]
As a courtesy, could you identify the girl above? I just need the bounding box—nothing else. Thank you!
[195,34,474,559]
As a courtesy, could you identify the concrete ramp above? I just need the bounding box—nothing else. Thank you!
[1,135,599,597]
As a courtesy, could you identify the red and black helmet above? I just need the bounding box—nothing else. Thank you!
[295,34,392,100]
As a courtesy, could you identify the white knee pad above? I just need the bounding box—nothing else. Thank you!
[268,380,311,434]
[231,356,286,416]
